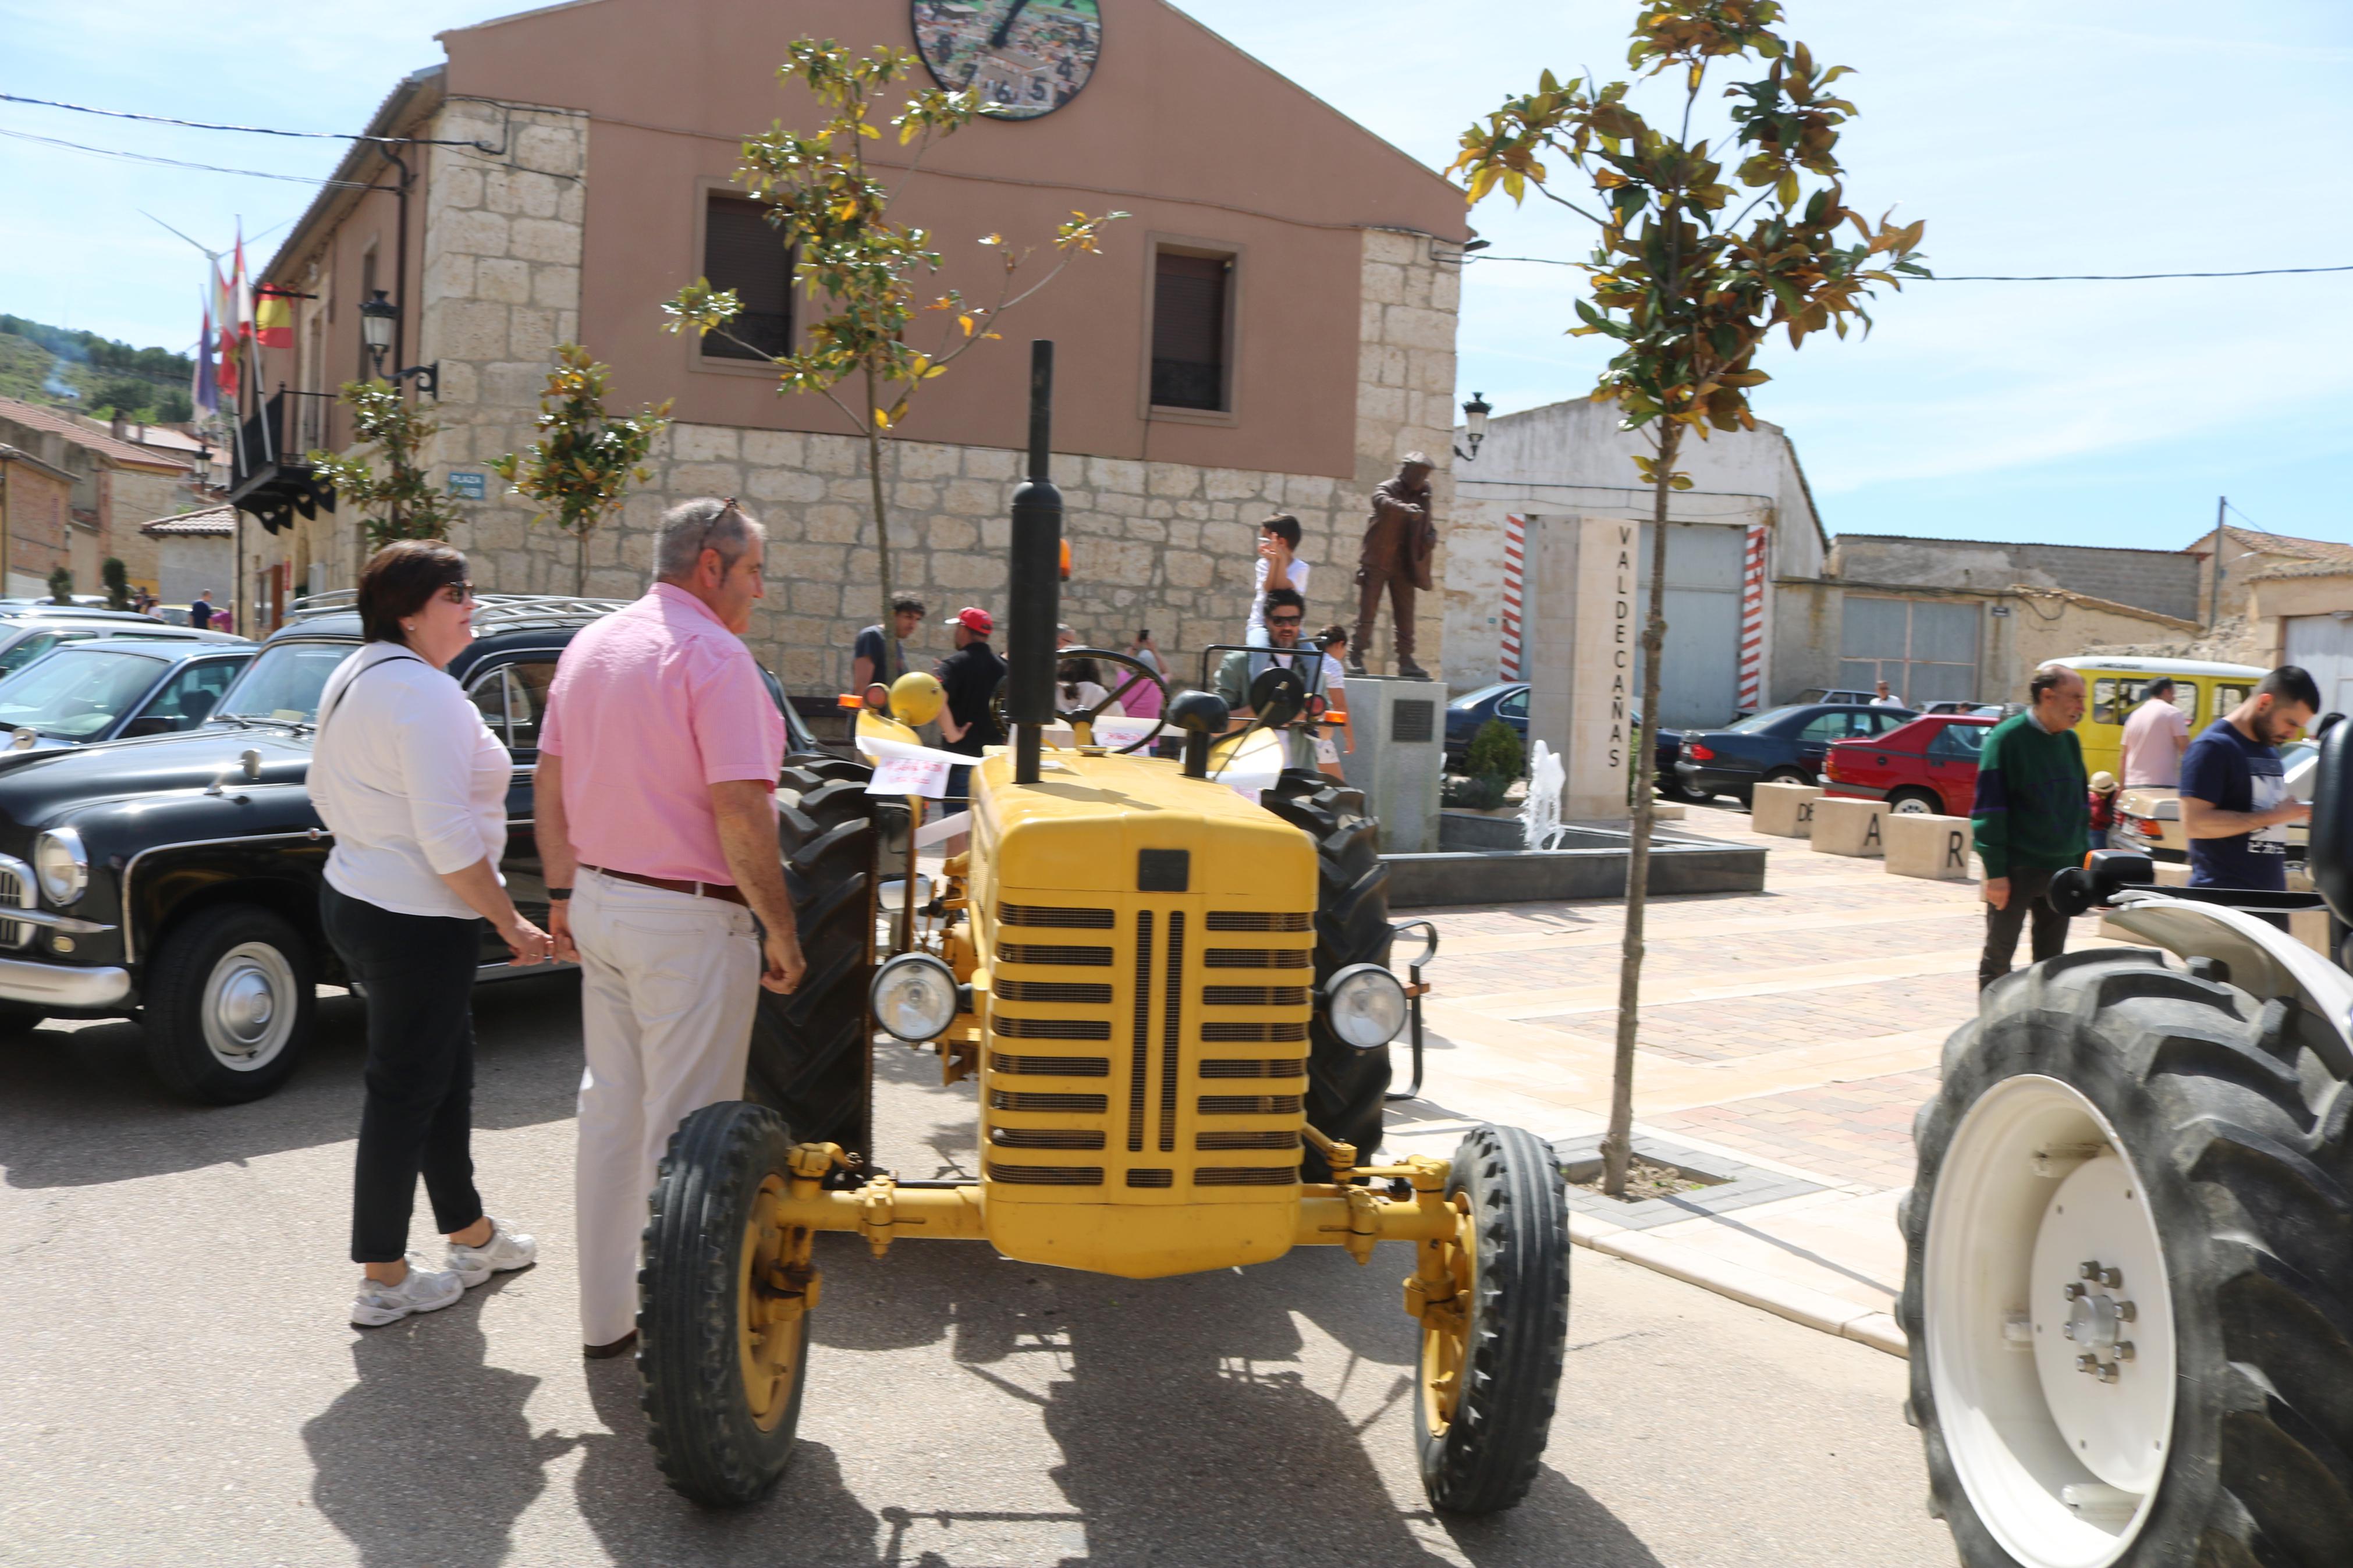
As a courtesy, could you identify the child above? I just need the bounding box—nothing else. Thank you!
[2087,770,2120,849]
[1312,625,1353,780]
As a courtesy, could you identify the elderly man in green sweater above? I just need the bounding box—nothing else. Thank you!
[1970,664,2089,990]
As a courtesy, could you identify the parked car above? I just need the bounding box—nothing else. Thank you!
[1675,701,1917,804]
[1793,687,1884,706]
[0,606,226,679]
[2111,738,2319,863]
[1819,713,1997,816]
[0,638,254,750]
[1443,680,1691,797]
[0,593,817,1104]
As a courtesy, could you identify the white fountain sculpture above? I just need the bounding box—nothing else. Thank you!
[1521,739,1569,851]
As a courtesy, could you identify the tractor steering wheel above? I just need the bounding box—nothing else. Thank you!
[988,647,1172,755]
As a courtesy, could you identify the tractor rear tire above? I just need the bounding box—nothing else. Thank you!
[746,759,880,1158]
[1417,1123,1571,1514]
[1264,769,1393,1181]
[639,1100,810,1508]
[1901,948,2353,1567]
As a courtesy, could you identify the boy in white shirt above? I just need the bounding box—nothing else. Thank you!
[1246,514,1310,645]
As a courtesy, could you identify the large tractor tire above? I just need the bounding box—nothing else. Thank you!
[746,758,879,1159]
[1902,948,2353,1567]
[639,1100,810,1507]
[1417,1123,1571,1514]
[1264,769,1393,1181]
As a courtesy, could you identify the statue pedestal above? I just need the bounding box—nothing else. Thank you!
[1341,674,1443,854]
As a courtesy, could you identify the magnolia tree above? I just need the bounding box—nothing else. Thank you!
[664,40,1125,676]
[491,343,672,596]
[1451,0,1928,1196]
[310,380,465,552]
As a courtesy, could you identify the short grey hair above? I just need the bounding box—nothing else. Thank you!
[655,497,765,582]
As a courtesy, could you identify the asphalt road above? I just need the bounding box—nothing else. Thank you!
[0,973,1955,1567]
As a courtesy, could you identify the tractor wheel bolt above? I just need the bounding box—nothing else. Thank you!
[2075,1354,2098,1374]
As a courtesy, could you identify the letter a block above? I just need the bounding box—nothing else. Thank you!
[1810,795,1887,858]
[1751,780,1821,837]
[1883,812,1972,880]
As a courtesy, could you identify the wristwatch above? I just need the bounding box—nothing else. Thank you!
[549,887,573,902]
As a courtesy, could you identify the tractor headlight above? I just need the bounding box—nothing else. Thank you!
[1324,962,1408,1050]
[871,951,960,1043]
[33,827,87,905]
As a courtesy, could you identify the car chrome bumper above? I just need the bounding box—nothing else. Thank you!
[0,957,131,1009]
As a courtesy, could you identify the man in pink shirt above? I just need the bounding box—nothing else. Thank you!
[2120,676,2191,787]
[534,497,806,1358]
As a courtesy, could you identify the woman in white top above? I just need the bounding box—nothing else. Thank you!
[309,542,551,1329]
[1245,514,1311,645]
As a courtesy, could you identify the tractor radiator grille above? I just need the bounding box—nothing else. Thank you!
[1158,911,1186,1152]
[1201,1021,1309,1044]
[992,1127,1106,1150]
[1000,904,1116,929]
[989,1053,1109,1077]
[1197,1129,1300,1151]
[994,1016,1112,1040]
[1199,1094,1303,1116]
[1000,943,1113,967]
[1194,1167,1296,1187]
[1204,947,1312,969]
[997,979,1114,1004]
[1202,985,1308,1007]
[991,1090,1108,1114]
[1126,1168,1174,1188]
[1206,911,1311,931]
[1198,1058,1305,1079]
[988,1161,1105,1186]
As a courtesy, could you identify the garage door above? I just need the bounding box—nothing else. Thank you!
[1839,596,1981,706]
[2286,615,2353,717]
[1634,522,1745,730]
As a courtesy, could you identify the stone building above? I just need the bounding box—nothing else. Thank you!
[139,504,238,613]
[236,0,1467,692]
[0,396,196,599]
[2185,524,2353,625]
[0,440,75,596]
[1831,534,2201,624]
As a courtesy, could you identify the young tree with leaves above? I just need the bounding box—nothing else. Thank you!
[489,344,672,596]
[45,566,72,606]
[663,38,1124,678]
[101,557,131,611]
[1452,0,1927,1196]
[308,379,465,553]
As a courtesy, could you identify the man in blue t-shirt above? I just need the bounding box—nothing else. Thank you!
[851,595,925,695]
[2180,665,2319,892]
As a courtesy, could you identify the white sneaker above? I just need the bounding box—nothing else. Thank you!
[445,1217,538,1288]
[352,1255,464,1328]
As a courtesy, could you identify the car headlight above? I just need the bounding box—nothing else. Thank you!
[870,951,960,1043]
[1324,962,1408,1050]
[33,826,87,905]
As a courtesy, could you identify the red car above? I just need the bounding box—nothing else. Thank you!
[1819,713,1995,816]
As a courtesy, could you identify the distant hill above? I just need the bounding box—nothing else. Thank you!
[0,315,194,424]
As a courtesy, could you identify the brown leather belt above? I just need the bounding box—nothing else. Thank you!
[583,865,748,907]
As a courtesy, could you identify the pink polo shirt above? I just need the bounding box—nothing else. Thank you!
[540,583,785,886]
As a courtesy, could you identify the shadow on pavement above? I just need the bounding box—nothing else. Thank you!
[0,972,583,1190]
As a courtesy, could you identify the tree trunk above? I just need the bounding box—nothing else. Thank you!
[1600,419,1683,1199]
[863,364,898,685]
[576,526,589,598]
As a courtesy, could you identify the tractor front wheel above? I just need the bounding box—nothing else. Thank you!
[1415,1123,1571,1514]
[639,1100,812,1509]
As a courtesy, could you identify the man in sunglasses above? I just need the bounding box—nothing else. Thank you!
[534,497,807,1360]
[1215,586,1319,770]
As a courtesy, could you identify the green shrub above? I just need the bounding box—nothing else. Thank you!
[46,566,72,605]
[1464,717,1525,781]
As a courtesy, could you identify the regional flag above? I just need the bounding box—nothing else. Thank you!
[193,300,219,415]
[212,264,240,401]
[255,289,293,350]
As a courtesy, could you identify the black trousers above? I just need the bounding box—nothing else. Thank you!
[322,884,486,1264]
[1980,862,2070,991]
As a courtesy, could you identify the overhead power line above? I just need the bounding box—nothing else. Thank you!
[0,91,489,147]
[1462,254,2353,281]
[0,124,378,187]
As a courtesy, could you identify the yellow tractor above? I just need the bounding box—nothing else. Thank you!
[635,344,1571,1516]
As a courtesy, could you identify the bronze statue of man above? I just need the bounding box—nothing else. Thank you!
[1349,452,1436,679]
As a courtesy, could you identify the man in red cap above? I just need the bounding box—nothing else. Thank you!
[933,606,1005,814]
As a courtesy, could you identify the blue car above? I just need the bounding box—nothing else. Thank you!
[0,637,255,751]
[1443,680,1694,799]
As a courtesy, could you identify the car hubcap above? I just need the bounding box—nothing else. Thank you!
[1896,798,1933,814]
[201,941,297,1071]
[1923,1075,2175,1567]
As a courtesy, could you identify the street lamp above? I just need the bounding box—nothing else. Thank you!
[191,447,211,488]
[1454,392,1492,463]
[356,289,439,398]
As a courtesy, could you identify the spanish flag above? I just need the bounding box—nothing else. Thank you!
[255,288,293,350]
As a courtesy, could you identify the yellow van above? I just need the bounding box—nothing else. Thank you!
[2038,655,2266,779]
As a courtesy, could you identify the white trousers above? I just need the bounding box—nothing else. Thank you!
[572,869,760,1346]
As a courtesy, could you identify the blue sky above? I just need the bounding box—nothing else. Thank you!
[2,0,2346,552]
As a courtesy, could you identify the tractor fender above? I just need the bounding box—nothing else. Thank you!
[2104,890,2353,1080]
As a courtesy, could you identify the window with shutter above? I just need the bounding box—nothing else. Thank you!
[1151,250,1230,411]
[702,194,793,361]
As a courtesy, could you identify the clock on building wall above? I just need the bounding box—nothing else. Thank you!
[911,0,1102,120]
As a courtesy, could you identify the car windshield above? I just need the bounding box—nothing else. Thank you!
[1449,682,1517,711]
[1726,705,1807,734]
[0,649,163,738]
[212,641,353,726]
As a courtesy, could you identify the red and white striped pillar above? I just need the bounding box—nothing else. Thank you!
[1499,513,1526,680]
[1737,522,1768,712]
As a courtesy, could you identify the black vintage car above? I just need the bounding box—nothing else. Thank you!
[0,593,816,1103]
